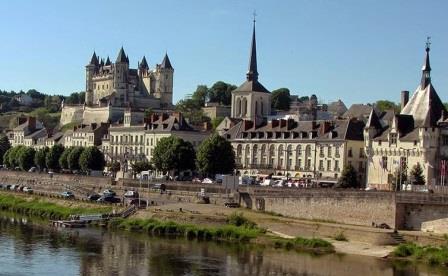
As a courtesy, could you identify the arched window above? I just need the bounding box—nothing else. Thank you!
[296,145,302,156]
[255,101,258,116]
[261,144,267,164]
[305,145,312,157]
[242,98,247,116]
[252,145,258,164]
[236,98,241,116]
[269,144,275,165]
[261,102,264,115]
[236,144,242,157]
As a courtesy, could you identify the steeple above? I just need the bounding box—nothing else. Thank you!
[160,53,173,69]
[116,47,128,63]
[421,37,431,88]
[105,56,111,66]
[246,17,258,82]
[139,56,149,69]
[89,51,99,66]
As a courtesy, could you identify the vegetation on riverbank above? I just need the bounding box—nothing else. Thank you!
[271,236,334,253]
[393,243,448,266]
[0,193,111,219]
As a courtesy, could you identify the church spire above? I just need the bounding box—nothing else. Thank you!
[421,37,431,88]
[246,15,258,82]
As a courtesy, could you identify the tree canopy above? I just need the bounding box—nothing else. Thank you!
[67,147,84,171]
[131,160,152,175]
[18,147,35,171]
[34,147,49,171]
[152,136,196,174]
[337,165,359,188]
[79,146,105,172]
[271,88,291,111]
[0,135,11,165]
[45,144,65,171]
[59,147,73,170]
[410,163,425,185]
[208,81,237,105]
[196,133,235,177]
[375,100,400,113]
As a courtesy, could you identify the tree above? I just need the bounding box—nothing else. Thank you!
[208,81,236,105]
[196,133,235,177]
[59,147,73,170]
[131,160,152,176]
[46,144,65,171]
[34,147,49,171]
[0,135,11,165]
[175,99,210,126]
[79,146,105,172]
[68,147,84,171]
[337,165,359,188]
[107,161,121,177]
[191,85,209,107]
[18,147,35,171]
[3,148,12,168]
[410,163,425,185]
[152,136,196,175]
[8,145,25,168]
[271,88,291,111]
[375,100,400,113]
[211,117,224,130]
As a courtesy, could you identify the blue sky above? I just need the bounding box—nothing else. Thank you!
[0,0,446,105]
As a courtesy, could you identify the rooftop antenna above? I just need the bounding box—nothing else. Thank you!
[426,36,431,50]
[253,10,257,23]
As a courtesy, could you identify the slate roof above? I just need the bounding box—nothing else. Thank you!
[160,54,173,69]
[116,47,129,63]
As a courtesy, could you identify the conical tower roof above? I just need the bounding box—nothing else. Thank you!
[160,53,173,69]
[89,51,99,66]
[140,56,149,69]
[116,47,128,63]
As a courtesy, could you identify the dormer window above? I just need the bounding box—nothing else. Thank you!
[390,133,397,145]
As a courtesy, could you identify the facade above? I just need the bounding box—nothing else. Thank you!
[9,117,64,149]
[365,44,447,189]
[202,102,231,119]
[101,111,208,166]
[60,48,174,125]
[64,123,109,147]
[225,118,367,184]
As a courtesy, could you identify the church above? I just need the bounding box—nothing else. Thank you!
[60,48,174,125]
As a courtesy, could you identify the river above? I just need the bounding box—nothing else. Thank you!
[0,213,446,276]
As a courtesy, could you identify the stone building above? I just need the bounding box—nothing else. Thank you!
[101,110,208,167]
[64,123,109,147]
[9,117,64,149]
[202,102,231,120]
[60,48,174,125]
[365,43,447,189]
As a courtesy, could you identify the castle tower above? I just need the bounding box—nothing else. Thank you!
[154,53,174,108]
[85,51,99,106]
[139,56,150,95]
[231,18,271,121]
[114,47,130,105]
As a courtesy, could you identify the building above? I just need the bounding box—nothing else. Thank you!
[64,123,109,147]
[60,47,174,125]
[101,110,208,171]
[365,42,447,189]
[202,102,231,120]
[13,94,34,106]
[230,21,271,121]
[9,117,64,149]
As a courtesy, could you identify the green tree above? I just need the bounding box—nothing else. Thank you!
[191,85,209,107]
[175,99,210,125]
[34,147,49,171]
[211,117,224,130]
[196,133,235,177]
[8,145,25,168]
[152,136,196,175]
[0,135,11,165]
[410,163,425,185]
[3,148,12,168]
[18,147,35,171]
[45,144,65,171]
[208,81,236,105]
[337,165,359,188]
[375,100,400,113]
[67,147,84,171]
[131,160,152,176]
[79,146,105,172]
[59,147,73,170]
[271,88,291,111]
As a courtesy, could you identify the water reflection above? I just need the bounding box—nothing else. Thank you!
[0,213,446,276]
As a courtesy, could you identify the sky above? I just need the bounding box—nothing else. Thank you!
[0,0,447,106]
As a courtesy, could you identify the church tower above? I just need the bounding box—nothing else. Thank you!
[231,18,271,121]
[154,53,174,108]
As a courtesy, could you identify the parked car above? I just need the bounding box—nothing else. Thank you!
[102,189,116,197]
[97,196,120,203]
[124,190,139,198]
[202,178,213,184]
[5,185,11,190]
[152,183,166,192]
[128,198,147,207]
[61,191,75,199]
[87,193,101,201]
[28,167,37,173]
[23,187,33,194]
[10,185,17,191]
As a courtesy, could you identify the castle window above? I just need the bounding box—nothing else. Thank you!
[390,133,397,145]
[443,136,448,146]
[165,75,168,80]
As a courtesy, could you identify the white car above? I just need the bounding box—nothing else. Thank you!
[124,190,139,198]
[201,178,213,184]
[23,187,33,194]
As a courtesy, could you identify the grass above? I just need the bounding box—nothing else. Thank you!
[393,243,448,266]
[334,232,348,241]
[108,217,263,242]
[0,194,112,220]
[272,236,334,253]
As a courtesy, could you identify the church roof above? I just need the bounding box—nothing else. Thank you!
[233,20,269,94]
[116,47,129,63]
[401,43,446,127]
[160,53,173,69]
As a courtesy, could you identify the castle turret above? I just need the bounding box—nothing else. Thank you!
[154,53,174,107]
[85,51,98,106]
[114,47,130,105]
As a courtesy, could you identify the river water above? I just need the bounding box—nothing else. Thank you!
[0,213,446,276]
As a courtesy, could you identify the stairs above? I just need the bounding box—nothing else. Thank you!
[389,232,406,244]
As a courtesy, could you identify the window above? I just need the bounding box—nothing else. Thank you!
[297,145,302,156]
[327,160,331,171]
[378,140,382,146]
[297,159,302,169]
[319,146,324,157]
[381,156,388,170]
[327,146,332,157]
[390,133,397,145]
[358,161,364,172]
[306,159,311,169]
[359,148,364,158]
[348,147,353,157]
[334,160,340,171]
[443,135,448,146]
[319,160,324,170]
[335,145,340,157]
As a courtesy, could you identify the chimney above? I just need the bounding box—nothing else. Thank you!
[320,121,331,134]
[16,116,27,127]
[271,119,279,128]
[287,118,295,130]
[151,113,159,123]
[91,123,97,130]
[401,90,409,110]
[243,120,253,131]
[28,117,36,131]
[279,119,286,128]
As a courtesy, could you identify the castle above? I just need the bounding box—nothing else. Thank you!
[60,47,174,125]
